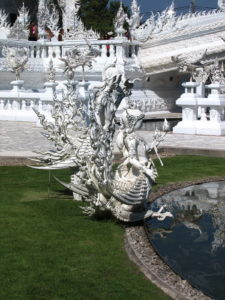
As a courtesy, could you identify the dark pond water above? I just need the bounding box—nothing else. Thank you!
[145,181,225,300]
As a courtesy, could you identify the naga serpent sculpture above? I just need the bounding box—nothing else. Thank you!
[31,65,172,222]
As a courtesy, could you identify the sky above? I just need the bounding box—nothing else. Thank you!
[120,0,218,16]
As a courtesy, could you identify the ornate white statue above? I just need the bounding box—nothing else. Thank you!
[60,41,101,81]
[2,47,29,81]
[31,53,171,222]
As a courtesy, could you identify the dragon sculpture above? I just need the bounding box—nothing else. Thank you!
[31,56,172,222]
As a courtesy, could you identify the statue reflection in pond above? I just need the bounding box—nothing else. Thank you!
[148,182,225,251]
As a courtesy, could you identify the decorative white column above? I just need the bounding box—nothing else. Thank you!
[196,83,225,135]
[173,82,199,134]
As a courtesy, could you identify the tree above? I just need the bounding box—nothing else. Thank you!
[78,0,129,37]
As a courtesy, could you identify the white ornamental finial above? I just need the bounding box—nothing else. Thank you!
[167,1,175,17]
[131,0,139,12]
[128,0,141,40]
[18,3,30,29]
[0,9,9,29]
[38,0,46,11]
[218,0,225,10]
[114,2,128,36]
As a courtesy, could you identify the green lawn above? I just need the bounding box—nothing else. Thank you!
[1,156,225,300]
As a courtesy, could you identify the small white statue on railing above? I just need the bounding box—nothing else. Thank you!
[2,47,29,81]
[60,41,101,81]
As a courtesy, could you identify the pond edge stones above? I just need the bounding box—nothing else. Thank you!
[124,178,225,300]
[125,225,211,300]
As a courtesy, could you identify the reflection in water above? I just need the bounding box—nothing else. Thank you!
[145,181,225,300]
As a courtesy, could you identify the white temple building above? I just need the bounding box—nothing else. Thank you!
[0,0,225,134]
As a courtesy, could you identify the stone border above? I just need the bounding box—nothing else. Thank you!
[124,178,225,300]
[0,156,40,166]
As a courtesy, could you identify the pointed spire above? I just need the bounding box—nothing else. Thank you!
[190,0,196,13]
[38,0,46,11]
[131,0,139,12]
[167,1,175,17]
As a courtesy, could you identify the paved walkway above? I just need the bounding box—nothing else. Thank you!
[1,120,225,157]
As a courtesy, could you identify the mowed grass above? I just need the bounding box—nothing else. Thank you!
[0,166,168,300]
[155,155,225,189]
[1,156,225,300]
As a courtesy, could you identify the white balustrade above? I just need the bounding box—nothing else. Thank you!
[0,38,140,125]
[0,87,58,124]
[0,38,139,63]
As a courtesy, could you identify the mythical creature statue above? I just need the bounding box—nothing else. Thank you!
[31,53,171,222]
[31,80,171,222]
[2,47,29,80]
[60,40,101,81]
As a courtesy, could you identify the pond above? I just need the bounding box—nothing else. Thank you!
[145,181,225,300]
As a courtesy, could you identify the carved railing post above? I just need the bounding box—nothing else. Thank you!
[173,81,199,134]
[196,83,225,135]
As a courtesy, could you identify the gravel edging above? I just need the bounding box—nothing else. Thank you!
[125,226,211,300]
[124,178,225,300]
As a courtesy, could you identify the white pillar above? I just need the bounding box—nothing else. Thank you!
[173,82,199,134]
[196,83,225,135]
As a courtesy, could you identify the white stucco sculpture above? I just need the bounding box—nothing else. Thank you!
[60,41,101,81]
[2,47,29,81]
[31,63,171,222]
